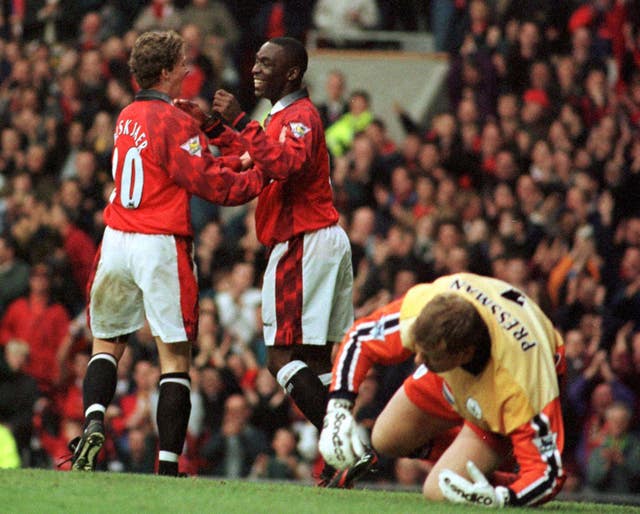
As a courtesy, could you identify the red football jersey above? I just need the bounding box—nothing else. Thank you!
[105,93,265,237]
[237,93,339,247]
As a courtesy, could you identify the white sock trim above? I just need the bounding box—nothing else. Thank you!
[158,450,179,463]
[318,372,332,386]
[159,377,191,391]
[85,404,106,417]
[276,360,307,389]
[90,353,117,366]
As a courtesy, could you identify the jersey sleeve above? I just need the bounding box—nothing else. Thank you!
[330,298,412,402]
[238,116,311,181]
[162,116,266,206]
[210,125,249,156]
[503,397,565,506]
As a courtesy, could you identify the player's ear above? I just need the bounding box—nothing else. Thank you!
[160,67,171,82]
[287,66,301,82]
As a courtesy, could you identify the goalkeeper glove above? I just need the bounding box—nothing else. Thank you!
[439,460,510,508]
[318,399,366,469]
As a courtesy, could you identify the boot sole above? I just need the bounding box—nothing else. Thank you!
[71,432,105,471]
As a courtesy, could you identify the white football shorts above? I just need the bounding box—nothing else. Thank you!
[262,224,354,346]
[88,226,198,343]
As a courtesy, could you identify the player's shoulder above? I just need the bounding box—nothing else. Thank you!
[285,96,321,121]
[153,101,201,140]
[282,98,323,138]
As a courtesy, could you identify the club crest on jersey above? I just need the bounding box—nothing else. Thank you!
[466,397,483,420]
[289,122,310,138]
[180,136,202,157]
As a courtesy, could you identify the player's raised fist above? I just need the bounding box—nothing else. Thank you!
[213,89,243,123]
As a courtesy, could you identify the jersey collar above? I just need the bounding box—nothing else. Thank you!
[135,89,172,104]
[269,88,308,117]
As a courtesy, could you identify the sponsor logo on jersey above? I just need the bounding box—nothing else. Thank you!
[466,397,483,420]
[180,136,202,157]
[289,122,311,138]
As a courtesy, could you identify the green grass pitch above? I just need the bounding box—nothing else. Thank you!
[0,469,637,514]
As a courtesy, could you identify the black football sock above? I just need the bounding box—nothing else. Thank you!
[82,353,118,428]
[276,360,328,431]
[157,372,191,476]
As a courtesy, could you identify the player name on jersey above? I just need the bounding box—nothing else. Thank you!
[115,119,148,151]
[448,277,537,351]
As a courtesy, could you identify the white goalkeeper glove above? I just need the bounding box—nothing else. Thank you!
[439,460,510,508]
[318,399,367,469]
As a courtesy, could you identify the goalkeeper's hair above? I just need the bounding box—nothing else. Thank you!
[269,36,308,77]
[412,293,489,355]
[129,30,184,89]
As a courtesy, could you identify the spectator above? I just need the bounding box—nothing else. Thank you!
[133,0,183,33]
[568,349,636,472]
[180,0,240,50]
[0,262,70,396]
[245,367,290,441]
[0,232,29,318]
[325,90,374,157]
[120,428,156,474]
[504,20,547,95]
[179,23,217,101]
[447,49,498,122]
[312,0,380,35]
[110,360,158,451]
[199,393,268,477]
[430,0,467,53]
[198,365,240,435]
[586,401,640,494]
[251,426,310,480]
[315,69,348,128]
[46,202,96,306]
[0,422,20,469]
[0,339,39,462]
[214,262,262,349]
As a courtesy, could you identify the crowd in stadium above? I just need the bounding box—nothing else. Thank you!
[1,0,640,496]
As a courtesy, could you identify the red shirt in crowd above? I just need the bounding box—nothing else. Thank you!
[0,297,70,393]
